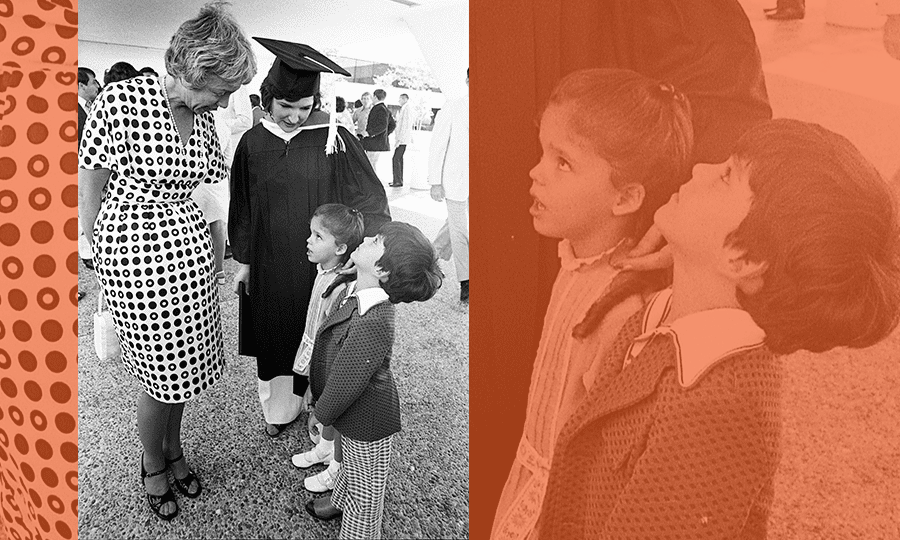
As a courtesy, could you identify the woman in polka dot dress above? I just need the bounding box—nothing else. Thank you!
[77,4,256,521]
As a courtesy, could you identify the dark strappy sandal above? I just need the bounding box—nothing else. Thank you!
[141,452,178,521]
[165,452,202,499]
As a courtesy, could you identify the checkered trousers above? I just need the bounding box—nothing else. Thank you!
[331,434,394,539]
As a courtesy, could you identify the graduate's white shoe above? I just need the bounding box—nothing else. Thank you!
[291,440,334,469]
[304,462,340,493]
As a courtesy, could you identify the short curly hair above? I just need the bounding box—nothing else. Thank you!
[164,2,256,90]
[730,119,900,354]
[376,222,443,304]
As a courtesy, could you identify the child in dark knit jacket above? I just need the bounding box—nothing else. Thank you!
[304,221,442,539]
[536,119,900,539]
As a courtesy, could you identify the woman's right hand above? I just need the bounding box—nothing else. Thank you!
[233,263,250,295]
[611,225,673,271]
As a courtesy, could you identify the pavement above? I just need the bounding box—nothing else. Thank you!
[738,1,900,538]
[76,182,469,539]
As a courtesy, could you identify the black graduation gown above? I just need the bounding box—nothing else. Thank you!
[228,120,391,380]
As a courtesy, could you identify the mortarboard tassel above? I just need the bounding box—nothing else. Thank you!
[325,91,339,155]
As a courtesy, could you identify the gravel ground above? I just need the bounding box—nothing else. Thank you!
[77,200,469,540]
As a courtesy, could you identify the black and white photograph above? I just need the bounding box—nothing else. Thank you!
[75,1,468,538]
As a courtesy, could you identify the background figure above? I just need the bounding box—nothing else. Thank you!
[429,70,469,302]
[191,84,253,284]
[764,0,805,19]
[354,92,372,138]
[335,96,355,130]
[77,66,102,298]
[103,60,139,85]
[391,93,413,187]
[361,88,392,172]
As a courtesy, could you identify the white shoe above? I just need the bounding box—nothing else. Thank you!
[304,464,339,493]
[291,441,334,469]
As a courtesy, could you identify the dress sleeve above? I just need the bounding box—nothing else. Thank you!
[332,127,391,235]
[314,305,393,427]
[202,112,228,184]
[227,134,252,263]
[78,90,118,171]
[600,386,775,539]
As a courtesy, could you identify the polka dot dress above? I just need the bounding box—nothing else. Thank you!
[79,76,227,403]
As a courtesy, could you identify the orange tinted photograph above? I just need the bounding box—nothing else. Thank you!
[472,0,900,539]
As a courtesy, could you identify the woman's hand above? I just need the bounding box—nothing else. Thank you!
[233,263,250,295]
[337,258,357,276]
[611,225,673,271]
[430,184,445,202]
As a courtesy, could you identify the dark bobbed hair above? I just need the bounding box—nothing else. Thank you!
[139,67,158,76]
[547,68,694,241]
[260,79,320,112]
[77,67,96,85]
[727,119,900,354]
[313,203,365,265]
[104,61,139,85]
[336,96,346,113]
[376,222,443,304]
[249,93,260,107]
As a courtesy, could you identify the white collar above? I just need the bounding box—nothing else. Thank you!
[317,262,341,276]
[78,95,90,110]
[343,282,389,316]
[557,239,621,272]
[625,288,766,388]
[260,118,327,142]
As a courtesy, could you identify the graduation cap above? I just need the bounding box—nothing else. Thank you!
[254,37,351,98]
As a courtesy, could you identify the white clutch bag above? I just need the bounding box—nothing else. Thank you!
[93,294,121,361]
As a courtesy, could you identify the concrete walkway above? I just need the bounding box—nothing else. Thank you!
[77,186,469,539]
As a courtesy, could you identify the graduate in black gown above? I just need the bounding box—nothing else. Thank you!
[229,38,391,437]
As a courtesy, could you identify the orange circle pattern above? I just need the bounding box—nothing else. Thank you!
[0,0,78,539]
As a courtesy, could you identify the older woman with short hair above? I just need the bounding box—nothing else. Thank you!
[78,1,256,521]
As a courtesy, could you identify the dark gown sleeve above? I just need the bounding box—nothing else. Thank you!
[332,127,391,235]
[228,131,252,264]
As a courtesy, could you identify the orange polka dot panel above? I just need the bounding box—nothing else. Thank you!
[0,1,78,539]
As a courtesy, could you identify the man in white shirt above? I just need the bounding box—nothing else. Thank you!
[429,70,469,302]
[391,94,414,187]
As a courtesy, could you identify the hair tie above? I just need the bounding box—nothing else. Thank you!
[656,81,685,103]
[349,207,361,216]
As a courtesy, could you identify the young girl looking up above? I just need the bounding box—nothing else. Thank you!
[539,119,900,539]
[304,222,443,540]
[492,68,693,540]
[290,204,365,494]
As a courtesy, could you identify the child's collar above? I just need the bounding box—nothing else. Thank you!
[344,281,389,316]
[625,288,766,388]
[317,262,341,275]
[557,238,624,272]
